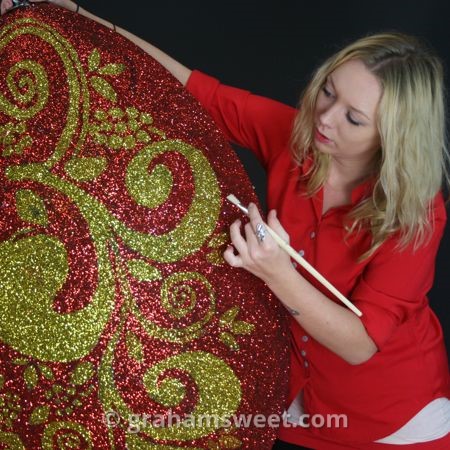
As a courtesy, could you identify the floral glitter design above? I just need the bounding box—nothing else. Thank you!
[0,121,33,156]
[87,48,125,103]
[89,106,166,151]
[0,5,289,450]
[0,390,21,430]
[219,307,256,352]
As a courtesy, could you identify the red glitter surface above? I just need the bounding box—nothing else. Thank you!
[0,4,289,449]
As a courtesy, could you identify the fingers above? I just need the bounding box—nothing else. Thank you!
[1,0,14,15]
[244,221,259,247]
[224,217,260,269]
[267,209,290,243]
[224,204,289,276]
[1,0,47,15]
[223,245,243,268]
[228,219,249,259]
[247,203,264,236]
[247,203,287,246]
[247,203,271,247]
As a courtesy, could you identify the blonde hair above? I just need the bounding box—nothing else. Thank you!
[291,32,449,259]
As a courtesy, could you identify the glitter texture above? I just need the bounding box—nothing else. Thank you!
[0,4,289,449]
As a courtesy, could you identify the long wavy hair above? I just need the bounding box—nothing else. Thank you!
[291,32,449,259]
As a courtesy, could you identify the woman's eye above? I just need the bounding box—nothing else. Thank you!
[322,86,332,97]
[346,113,361,126]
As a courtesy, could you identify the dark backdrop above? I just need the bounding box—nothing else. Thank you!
[78,0,449,355]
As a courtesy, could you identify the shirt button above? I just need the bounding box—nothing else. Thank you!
[302,335,309,343]
[301,350,307,357]
[298,249,305,257]
[304,361,309,368]
[310,231,316,239]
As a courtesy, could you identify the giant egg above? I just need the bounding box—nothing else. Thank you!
[0,4,289,449]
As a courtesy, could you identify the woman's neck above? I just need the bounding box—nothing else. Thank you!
[327,155,376,191]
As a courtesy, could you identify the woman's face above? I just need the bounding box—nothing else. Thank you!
[314,59,382,167]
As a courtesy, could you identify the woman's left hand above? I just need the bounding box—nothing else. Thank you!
[224,203,293,283]
[0,0,76,15]
[1,0,14,15]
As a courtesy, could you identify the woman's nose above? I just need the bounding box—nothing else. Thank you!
[318,104,338,129]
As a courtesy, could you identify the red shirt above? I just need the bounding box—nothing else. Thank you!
[187,70,450,448]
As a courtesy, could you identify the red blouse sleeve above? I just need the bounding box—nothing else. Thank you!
[351,194,447,351]
[186,70,296,169]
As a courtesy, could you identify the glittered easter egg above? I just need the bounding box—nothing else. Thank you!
[0,4,289,449]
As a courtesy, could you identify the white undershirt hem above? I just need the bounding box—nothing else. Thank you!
[286,392,450,444]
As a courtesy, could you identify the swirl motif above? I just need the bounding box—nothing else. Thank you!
[142,352,241,440]
[0,18,90,167]
[161,272,206,319]
[122,139,221,263]
[41,421,92,450]
[99,344,241,442]
[4,60,49,117]
[132,272,216,343]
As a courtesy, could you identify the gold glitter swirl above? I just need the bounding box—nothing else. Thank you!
[0,432,25,449]
[3,165,116,362]
[100,346,241,442]
[132,272,216,343]
[99,262,241,443]
[143,351,241,415]
[161,273,202,319]
[3,60,49,119]
[0,18,91,166]
[121,139,221,263]
[41,421,93,450]
[8,140,222,266]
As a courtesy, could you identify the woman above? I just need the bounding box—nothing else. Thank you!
[3,1,449,448]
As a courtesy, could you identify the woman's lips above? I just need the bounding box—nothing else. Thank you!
[315,128,332,144]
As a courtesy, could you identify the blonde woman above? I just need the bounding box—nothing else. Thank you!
[4,0,449,448]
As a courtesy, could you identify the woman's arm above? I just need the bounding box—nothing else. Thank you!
[227,203,378,365]
[112,24,192,86]
[21,0,192,85]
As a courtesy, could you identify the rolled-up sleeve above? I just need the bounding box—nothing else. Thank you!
[351,197,447,350]
[186,70,296,169]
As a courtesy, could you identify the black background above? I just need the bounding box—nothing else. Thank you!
[78,0,449,354]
